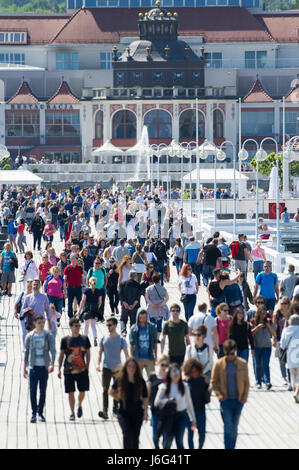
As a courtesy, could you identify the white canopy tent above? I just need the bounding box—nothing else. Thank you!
[183,168,248,195]
[0,170,43,185]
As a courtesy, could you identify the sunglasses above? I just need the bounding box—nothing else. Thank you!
[71,324,80,327]
[195,333,202,337]
[160,363,168,367]
[171,309,180,313]
[256,301,265,304]
[106,324,113,328]
[264,266,271,268]
[281,302,289,305]
[170,369,180,375]
[222,309,229,312]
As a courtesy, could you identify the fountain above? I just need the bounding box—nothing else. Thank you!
[134,125,151,181]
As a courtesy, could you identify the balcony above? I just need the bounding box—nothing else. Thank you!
[92,86,237,100]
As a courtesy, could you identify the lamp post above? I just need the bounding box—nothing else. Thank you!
[218,140,237,239]
[195,98,201,226]
[259,137,279,252]
[238,138,264,241]
[157,143,168,205]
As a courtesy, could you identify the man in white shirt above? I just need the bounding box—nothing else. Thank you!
[188,302,219,360]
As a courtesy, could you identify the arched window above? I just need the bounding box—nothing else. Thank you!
[144,109,172,139]
[112,110,136,139]
[213,109,224,139]
[95,110,103,140]
[179,109,205,139]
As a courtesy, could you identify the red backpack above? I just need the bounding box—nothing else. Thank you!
[229,241,239,259]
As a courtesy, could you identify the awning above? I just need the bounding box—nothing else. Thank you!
[0,169,43,185]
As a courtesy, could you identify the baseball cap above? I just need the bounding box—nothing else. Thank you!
[109,256,116,262]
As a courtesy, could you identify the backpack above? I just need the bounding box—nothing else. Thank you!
[154,241,166,260]
[229,241,239,259]
[44,274,64,294]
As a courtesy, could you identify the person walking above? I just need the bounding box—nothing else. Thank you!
[280,264,298,300]
[253,261,279,316]
[183,236,201,285]
[146,355,170,449]
[199,239,223,287]
[132,244,147,283]
[14,279,33,346]
[119,271,142,337]
[57,317,91,421]
[211,339,249,450]
[228,307,254,362]
[0,241,18,297]
[97,317,128,419]
[78,277,102,346]
[23,315,56,423]
[17,218,26,254]
[117,255,132,289]
[145,272,169,340]
[113,238,130,266]
[273,296,291,385]
[251,306,276,390]
[161,304,190,366]
[281,314,299,403]
[208,268,241,318]
[216,302,232,358]
[188,302,219,362]
[19,251,38,291]
[230,234,252,275]
[183,358,210,449]
[106,256,120,315]
[63,254,83,318]
[154,363,196,449]
[30,213,45,252]
[251,241,266,281]
[172,238,184,276]
[44,265,64,318]
[129,307,158,377]
[178,264,199,321]
[185,325,212,379]
[7,214,18,254]
[109,358,148,449]
[21,278,52,331]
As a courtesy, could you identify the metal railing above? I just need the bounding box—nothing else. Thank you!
[92,86,237,99]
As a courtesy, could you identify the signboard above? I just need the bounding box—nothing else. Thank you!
[268,202,285,219]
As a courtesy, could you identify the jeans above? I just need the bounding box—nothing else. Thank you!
[183,294,197,321]
[67,286,82,318]
[254,347,272,385]
[151,413,160,449]
[202,264,216,287]
[155,259,165,285]
[33,232,42,250]
[102,368,118,413]
[120,305,139,336]
[278,358,287,380]
[107,289,119,314]
[237,348,249,363]
[29,366,49,416]
[149,316,163,333]
[59,225,64,241]
[118,410,143,449]
[163,410,189,449]
[253,260,264,281]
[220,399,244,449]
[47,295,63,314]
[190,262,201,285]
[174,258,183,275]
[188,409,206,449]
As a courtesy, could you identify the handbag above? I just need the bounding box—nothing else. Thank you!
[19,260,32,282]
[180,293,189,303]
[279,347,287,364]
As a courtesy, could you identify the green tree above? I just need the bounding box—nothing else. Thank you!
[250,152,299,182]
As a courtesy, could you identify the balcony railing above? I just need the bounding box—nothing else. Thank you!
[92,86,237,100]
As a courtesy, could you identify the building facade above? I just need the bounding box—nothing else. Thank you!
[0,4,298,167]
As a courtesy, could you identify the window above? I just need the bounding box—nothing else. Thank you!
[0,53,25,65]
[56,52,78,70]
[45,151,80,163]
[116,71,124,84]
[245,51,267,68]
[100,52,113,70]
[280,111,299,136]
[0,32,26,44]
[95,110,103,140]
[173,71,184,81]
[153,72,163,82]
[213,109,224,139]
[46,112,80,136]
[112,110,136,139]
[6,111,39,137]
[144,109,172,139]
[241,111,274,136]
[205,52,222,68]
[133,71,143,82]
[179,109,205,139]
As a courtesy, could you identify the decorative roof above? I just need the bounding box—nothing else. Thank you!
[47,80,80,104]
[284,82,299,102]
[7,80,39,104]
[243,78,273,103]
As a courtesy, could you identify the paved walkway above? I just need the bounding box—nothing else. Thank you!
[0,231,299,449]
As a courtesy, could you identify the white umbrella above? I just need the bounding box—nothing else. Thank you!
[268,166,278,200]
[125,141,145,154]
[92,140,123,156]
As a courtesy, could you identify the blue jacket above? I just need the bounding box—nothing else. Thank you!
[129,308,158,361]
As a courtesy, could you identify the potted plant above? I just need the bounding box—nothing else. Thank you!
[32,167,39,173]
[3,163,11,170]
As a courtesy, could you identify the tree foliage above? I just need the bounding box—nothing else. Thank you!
[250,152,299,182]
[0,0,66,13]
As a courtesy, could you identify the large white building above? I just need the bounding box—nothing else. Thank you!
[0,2,299,173]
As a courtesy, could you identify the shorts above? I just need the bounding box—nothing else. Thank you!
[8,234,16,242]
[265,298,276,312]
[64,369,89,394]
[1,270,15,283]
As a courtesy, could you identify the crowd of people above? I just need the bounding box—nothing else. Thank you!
[1,182,299,450]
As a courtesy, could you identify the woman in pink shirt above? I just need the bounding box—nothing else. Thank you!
[48,247,60,266]
[38,253,53,283]
[43,218,56,242]
[44,265,64,317]
[216,302,232,358]
[251,241,266,281]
